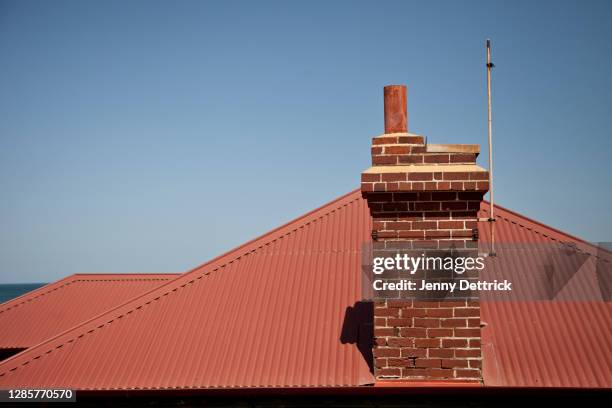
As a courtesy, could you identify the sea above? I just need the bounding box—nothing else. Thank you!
[0,283,47,303]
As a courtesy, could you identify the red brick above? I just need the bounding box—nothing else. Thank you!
[401,368,428,377]
[458,192,484,200]
[443,172,470,180]
[374,327,397,337]
[425,230,450,239]
[375,358,389,369]
[408,172,434,181]
[450,153,476,163]
[414,202,440,211]
[424,154,450,164]
[467,318,480,327]
[373,348,401,358]
[376,231,397,239]
[469,339,481,348]
[398,230,424,239]
[388,300,412,308]
[429,348,454,358]
[413,300,439,308]
[451,230,473,238]
[454,308,480,317]
[469,172,488,180]
[469,359,482,369]
[372,155,398,165]
[455,369,481,378]
[382,173,406,182]
[455,349,481,358]
[440,300,467,307]
[377,368,401,377]
[425,368,453,378]
[414,318,440,328]
[395,192,419,201]
[415,338,440,348]
[401,308,427,317]
[361,183,374,192]
[399,136,425,144]
[387,357,413,368]
[427,328,454,338]
[425,211,452,220]
[442,339,467,348]
[375,307,400,317]
[438,221,464,229]
[425,308,453,318]
[374,182,386,191]
[465,220,477,229]
[414,358,441,368]
[399,155,424,164]
[374,317,387,326]
[441,201,467,210]
[384,145,410,154]
[441,319,467,328]
[412,221,438,230]
[454,329,480,337]
[386,221,412,230]
[387,337,414,347]
[372,137,399,145]
[399,327,427,337]
[387,318,413,327]
[361,173,381,182]
[441,359,469,368]
[401,348,427,358]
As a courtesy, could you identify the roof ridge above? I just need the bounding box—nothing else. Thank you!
[73,277,177,282]
[0,275,79,315]
[0,274,179,315]
[483,202,610,262]
[0,189,363,377]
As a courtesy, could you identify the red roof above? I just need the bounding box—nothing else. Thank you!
[0,190,609,390]
[0,274,178,349]
[478,204,612,388]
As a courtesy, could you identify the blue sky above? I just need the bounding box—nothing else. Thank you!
[0,0,610,283]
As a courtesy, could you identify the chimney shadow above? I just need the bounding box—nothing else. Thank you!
[340,301,374,374]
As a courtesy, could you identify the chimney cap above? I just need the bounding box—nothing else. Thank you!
[383,85,408,134]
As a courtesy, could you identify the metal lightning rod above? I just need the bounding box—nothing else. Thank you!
[486,39,496,256]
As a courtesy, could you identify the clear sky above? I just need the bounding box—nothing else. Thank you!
[0,0,610,283]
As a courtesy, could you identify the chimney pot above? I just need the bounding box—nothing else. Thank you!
[383,85,407,134]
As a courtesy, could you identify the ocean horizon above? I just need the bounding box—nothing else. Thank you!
[0,283,47,303]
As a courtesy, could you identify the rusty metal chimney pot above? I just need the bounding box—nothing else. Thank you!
[383,85,408,134]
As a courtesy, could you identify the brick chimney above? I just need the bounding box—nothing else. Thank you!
[361,85,489,382]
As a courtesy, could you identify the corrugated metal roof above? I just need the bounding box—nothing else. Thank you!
[0,189,609,390]
[0,190,374,389]
[0,274,178,349]
[478,203,612,388]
